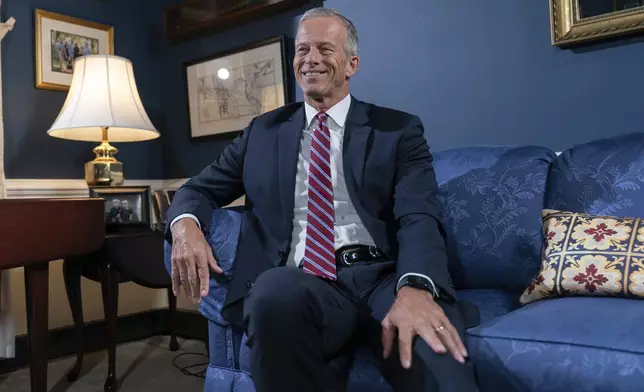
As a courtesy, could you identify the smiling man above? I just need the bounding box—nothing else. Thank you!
[167,7,480,392]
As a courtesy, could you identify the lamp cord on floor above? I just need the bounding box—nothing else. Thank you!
[172,352,209,378]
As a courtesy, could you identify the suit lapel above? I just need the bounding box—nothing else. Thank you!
[277,105,305,227]
[343,98,371,200]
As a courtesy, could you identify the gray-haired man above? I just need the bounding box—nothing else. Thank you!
[167,7,480,392]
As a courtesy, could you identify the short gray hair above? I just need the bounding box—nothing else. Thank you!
[299,7,358,57]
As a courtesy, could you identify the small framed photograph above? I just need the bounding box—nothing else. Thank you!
[89,186,151,231]
[184,35,290,139]
[35,9,114,91]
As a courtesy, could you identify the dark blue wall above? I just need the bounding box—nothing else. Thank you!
[2,0,165,179]
[331,1,644,154]
[4,1,644,180]
[162,0,644,179]
[159,1,315,179]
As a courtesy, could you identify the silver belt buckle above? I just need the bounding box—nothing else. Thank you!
[341,250,360,265]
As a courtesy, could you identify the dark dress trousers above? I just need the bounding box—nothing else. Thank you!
[165,97,480,392]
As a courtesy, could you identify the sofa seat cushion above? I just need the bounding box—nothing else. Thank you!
[457,289,520,324]
[205,365,254,392]
[466,297,644,392]
[342,349,393,392]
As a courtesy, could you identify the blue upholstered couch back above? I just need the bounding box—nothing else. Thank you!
[433,145,557,293]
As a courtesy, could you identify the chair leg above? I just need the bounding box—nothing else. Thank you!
[167,287,179,351]
[63,258,85,382]
[101,262,119,392]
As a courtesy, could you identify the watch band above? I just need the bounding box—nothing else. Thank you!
[397,275,437,298]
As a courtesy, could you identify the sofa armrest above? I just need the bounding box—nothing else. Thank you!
[163,207,243,326]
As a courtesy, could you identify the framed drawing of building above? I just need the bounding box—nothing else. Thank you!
[184,35,290,139]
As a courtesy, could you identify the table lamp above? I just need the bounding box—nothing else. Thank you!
[47,54,159,186]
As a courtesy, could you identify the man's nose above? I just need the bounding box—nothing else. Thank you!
[304,48,321,64]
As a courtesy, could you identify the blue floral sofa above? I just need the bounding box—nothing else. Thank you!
[164,132,644,392]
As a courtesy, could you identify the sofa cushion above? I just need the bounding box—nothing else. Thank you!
[520,209,644,305]
[466,297,644,392]
[205,365,254,392]
[344,349,392,392]
[457,289,520,324]
[433,145,557,292]
[547,132,644,219]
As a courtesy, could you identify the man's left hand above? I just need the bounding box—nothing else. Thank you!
[381,286,468,368]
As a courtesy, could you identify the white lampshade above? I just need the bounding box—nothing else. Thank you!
[47,54,159,142]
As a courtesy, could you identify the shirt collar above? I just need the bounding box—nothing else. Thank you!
[304,93,352,129]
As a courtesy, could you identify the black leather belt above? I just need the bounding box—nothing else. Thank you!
[335,245,386,266]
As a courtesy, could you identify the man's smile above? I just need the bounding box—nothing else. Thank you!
[302,71,327,77]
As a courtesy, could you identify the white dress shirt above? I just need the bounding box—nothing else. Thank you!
[171,93,437,296]
[287,93,376,268]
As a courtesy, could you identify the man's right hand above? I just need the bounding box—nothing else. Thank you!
[170,218,224,303]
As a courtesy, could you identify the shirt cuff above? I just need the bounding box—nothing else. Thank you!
[170,213,201,230]
[396,273,438,298]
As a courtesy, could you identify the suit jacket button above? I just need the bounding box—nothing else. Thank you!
[245,280,254,288]
[277,250,286,257]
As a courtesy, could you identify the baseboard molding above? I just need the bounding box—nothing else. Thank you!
[0,308,208,375]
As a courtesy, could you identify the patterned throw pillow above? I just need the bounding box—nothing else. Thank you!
[519,209,644,305]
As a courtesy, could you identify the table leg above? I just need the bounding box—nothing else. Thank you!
[63,258,84,382]
[25,262,49,392]
[101,262,119,392]
[167,288,179,351]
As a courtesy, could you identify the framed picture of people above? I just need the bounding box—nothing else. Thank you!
[35,9,114,91]
[89,186,151,233]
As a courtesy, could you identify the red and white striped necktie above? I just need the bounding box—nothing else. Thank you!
[301,112,337,280]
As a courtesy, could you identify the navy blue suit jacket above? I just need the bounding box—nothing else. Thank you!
[166,96,456,325]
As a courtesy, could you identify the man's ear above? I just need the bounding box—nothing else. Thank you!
[346,56,359,79]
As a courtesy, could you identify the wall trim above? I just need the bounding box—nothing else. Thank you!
[4,178,245,206]
[4,178,187,199]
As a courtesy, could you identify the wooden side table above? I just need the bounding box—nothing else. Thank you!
[63,229,177,392]
[0,198,105,392]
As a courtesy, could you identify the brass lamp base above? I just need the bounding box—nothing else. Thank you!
[84,127,124,186]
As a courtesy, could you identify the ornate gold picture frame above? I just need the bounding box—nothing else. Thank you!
[35,9,114,91]
[550,0,644,46]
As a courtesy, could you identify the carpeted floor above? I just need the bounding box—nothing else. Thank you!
[0,336,208,392]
